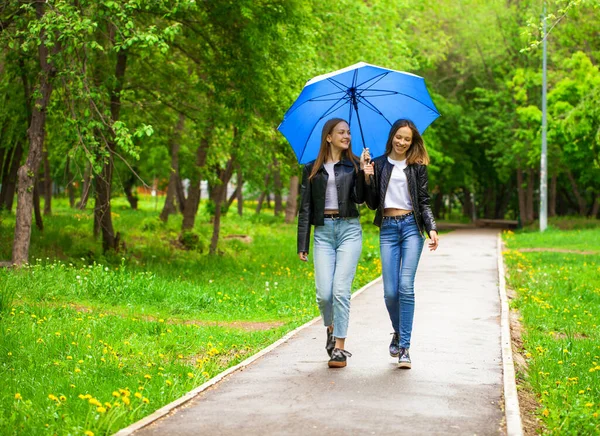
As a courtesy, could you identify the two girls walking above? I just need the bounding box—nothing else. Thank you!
[298,117,438,369]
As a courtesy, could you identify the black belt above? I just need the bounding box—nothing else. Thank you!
[383,211,414,221]
[323,213,340,219]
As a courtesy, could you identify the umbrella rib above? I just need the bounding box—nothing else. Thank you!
[355,72,389,91]
[360,90,440,115]
[283,90,347,118]
[355,95,394,127]
[327,78,351,93]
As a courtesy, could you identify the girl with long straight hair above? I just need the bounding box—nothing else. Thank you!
[363,118,439,369]
[297,118,368,368]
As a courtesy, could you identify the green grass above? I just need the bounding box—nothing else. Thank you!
[503,228,600,435]
[0,196,382,435]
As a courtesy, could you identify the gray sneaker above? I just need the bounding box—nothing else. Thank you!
[398,348,411,369]
[328,348,352,368]
[326,328,335,357]
[389,332,400,357]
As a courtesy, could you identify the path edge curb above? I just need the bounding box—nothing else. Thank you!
[113,275,383,436]
[497,233,524,436]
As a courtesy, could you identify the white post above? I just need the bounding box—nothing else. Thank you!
[540,4,548,232]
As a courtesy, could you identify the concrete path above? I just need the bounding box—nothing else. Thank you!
[135,229,504,435]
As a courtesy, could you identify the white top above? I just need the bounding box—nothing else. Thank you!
[324,162,339,210]
[384,157,413,210]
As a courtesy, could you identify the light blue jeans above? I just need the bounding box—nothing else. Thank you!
[313,217,362,339]
[380,215,424,348]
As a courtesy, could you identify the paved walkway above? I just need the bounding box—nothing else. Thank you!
[135,229,504,435]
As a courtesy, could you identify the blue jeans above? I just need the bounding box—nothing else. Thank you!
[380,215,424,348]
[313,218,362,339]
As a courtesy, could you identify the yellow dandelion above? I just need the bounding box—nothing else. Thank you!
[59,395,67,402]
[187,373,194,379]
[48,394,58,402]
[166,380,173,386]
[14,393,22,400]
[112,391,120,398]
[75,368,81,373]
[84,431,94,436]
[144,374,151,380]
[134,392,142,399]
[142,397,149,404]
[122,397,131,406]
[542,409,549,417]
[586,403,594,408]
[97,406,106,413]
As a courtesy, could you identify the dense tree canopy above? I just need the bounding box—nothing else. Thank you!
[1,0,599,262]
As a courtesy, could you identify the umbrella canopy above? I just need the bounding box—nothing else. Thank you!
[278,62,440,164]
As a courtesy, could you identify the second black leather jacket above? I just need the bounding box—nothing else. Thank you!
[365,155,437,237]
[297,158,365,254]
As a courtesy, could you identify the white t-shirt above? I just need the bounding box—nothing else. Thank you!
[324,162,339,210]
[383,157,413,210]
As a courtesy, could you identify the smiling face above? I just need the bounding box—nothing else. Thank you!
[390,125,413,160]
[327,121,351,154]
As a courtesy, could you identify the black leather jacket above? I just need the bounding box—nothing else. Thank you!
[297,158,365,254]
[365,155,437,237]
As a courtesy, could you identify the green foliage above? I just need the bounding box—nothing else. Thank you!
[0,197,381,434]
[503,229,600,433]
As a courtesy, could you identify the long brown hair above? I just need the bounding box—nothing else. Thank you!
[384,119,430,165]
[309,118,359,180]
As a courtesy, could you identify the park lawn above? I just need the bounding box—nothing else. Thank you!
[503,227,600,435]
[0,197,382,435]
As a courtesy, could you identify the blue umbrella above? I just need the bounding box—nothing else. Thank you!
[278,62,440,164]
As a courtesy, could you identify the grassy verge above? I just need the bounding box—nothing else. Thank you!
[0,197,382,435]
[503,225,600,435]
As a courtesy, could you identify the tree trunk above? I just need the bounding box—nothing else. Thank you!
[42,144,51,215]
[0,141,23,212]
[255,173,270,214]
[100,43,127,249]
[123,172,138,210]
[12,2,55,265]
[549,173,557,217]
[175,175,185,213]
[94,156,116,250]
[433,192,443,219]
[285,175,299,224]
[272,158,283,216]
[33,181,43,231]
[566,169,586,215]
[461,186,473,222]
[210,158,235,255]
[591,194,600,218]
[160,113,185,222]
[95,47,127,252]
[226,185,240,210]
[182,129,210,231]
[526,169,534,222]
[516,168,527,225]
[236,167,243,216]
[78,163,92,210]
[66,157,75,208]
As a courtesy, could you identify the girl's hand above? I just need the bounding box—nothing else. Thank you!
[428,231,439,251]
[360,148,371,170]
[299,252,308,262]
[363,162,374,184]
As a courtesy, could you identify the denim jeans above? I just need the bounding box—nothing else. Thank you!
[379,215,424,348]
[313,217,362,339]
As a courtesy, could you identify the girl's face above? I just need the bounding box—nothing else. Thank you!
[327,121,351,153]
[391,126,413,157]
